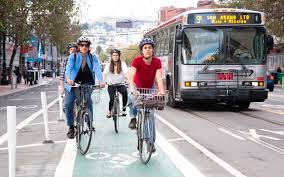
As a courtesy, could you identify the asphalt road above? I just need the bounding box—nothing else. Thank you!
[0,82,283,177]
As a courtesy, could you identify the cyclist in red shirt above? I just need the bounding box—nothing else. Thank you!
[128,38,164,130]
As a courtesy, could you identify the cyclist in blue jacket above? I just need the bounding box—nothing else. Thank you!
[65,36,105,139]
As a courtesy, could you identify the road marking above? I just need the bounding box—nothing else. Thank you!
[0,105,38,111]
[157,114,248,177]
[86,152,111,160]
[27,121,58,126]
[0,140,67,151]
[156,131,206,177]
[54,139,77,177]
[260,129,284,136]
[245,136,284,155]
[0,98,59,145]
[241,129,282,141]
[219,128,246,140]
[167,137,185,142]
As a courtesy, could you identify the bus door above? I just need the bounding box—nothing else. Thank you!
[174,33,182,97]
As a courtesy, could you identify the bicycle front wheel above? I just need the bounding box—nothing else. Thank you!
[78,108,93,155]
[112,97,120,133]
[137,110,153,164]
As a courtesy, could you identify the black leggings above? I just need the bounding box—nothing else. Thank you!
[108,85,128,112]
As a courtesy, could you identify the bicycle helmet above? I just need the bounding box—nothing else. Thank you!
[66,42,78,49]
[110,48,121,55]
[77,36,91,45]
[139,37,155,50]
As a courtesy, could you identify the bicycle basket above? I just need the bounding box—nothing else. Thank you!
[133,88,168,110]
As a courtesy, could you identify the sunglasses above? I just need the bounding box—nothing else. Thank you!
[79,43,90,48]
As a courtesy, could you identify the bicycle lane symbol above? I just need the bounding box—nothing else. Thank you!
[85,151,158,168]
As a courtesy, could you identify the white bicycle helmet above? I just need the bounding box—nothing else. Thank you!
[139,37,155,50]
[77,36,91,45]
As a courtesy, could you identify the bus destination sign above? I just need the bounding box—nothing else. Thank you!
[188,12,262,25]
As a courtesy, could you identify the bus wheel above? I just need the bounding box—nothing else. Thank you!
[238,102,250,110]
[168,88,179,108]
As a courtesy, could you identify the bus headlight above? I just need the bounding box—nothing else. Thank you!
[252,82,258,87]
[191,82,198,87]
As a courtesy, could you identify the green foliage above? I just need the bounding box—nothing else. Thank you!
[99,51,108,63]
[96,45,102,55]
[217,0,284,42]
[0,0,83,81]
[121,45,140,65]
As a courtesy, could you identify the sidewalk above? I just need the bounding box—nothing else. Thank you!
[0,77,53,97]
[275,84,284,89]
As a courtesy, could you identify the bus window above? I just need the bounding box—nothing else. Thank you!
[182,28,224,64]
[226,27,265,64]
[169,33,174,54]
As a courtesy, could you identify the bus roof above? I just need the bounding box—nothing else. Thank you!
[145,8,265,35]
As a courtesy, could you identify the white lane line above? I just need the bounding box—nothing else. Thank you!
[219,128,246,141]
[0,98,59,145]
[260,129,284,136]
[156,132,205,177]
[27,121,59,126]
[48,110,59,113]
[167,137,185,142]
[54,139,77,177]
[157,114,248,177]
[0,140,67,151]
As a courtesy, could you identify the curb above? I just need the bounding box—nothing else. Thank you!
[0,82,50,98]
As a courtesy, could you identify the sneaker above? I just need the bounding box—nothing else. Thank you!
[67,128,75,139]
[128,118,137,129]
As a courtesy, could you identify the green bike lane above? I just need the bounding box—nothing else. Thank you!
[69,90,204,177]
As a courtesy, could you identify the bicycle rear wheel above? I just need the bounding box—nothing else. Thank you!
[112,97,120,133]
[78,108,93,155]
[137,110,153,164]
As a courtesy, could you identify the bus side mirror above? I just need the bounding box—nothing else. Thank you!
[267,35,274,50]
[176,31,182,44]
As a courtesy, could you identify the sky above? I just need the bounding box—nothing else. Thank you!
[79,0,199,22]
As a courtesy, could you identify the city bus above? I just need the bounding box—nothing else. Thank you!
[145,8,274,109]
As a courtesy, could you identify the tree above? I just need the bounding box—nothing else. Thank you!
[217,0,284,42]
[0,0,82,83]
[106,45,114,55]
[1,0,32,81]
[96,45,102,55]
[99,51,108,63]
[121,45,140,65]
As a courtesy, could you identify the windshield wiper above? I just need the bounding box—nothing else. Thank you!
[240,63,254,76]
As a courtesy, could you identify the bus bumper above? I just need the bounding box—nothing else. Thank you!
[180,88,268,103]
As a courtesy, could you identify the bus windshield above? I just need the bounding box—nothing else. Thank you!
[182,27,266,65]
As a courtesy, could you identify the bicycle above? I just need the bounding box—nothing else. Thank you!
[72,83,98,155]
[92,84,101,104]
[107,83,127,133]
[133,88,168,164]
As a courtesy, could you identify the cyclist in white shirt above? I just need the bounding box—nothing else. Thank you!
[103,49,128,118]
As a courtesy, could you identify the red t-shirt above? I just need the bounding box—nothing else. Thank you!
[131,56,162,88]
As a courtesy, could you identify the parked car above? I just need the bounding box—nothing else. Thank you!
[266,72,275,92]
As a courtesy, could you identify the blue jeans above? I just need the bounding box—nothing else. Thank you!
[128,93,156,143]
[64,88,93,127]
